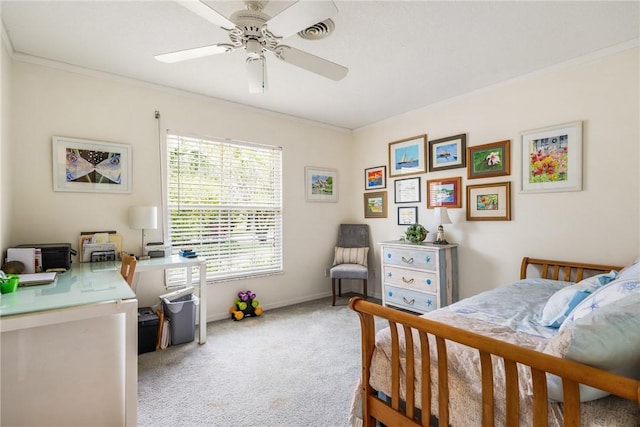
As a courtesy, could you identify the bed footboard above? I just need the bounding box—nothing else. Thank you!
[349,297,640,427]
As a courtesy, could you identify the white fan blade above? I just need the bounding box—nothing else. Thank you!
[155,44,235,63]
[267,0,338,38]
[273,46,348,81]
[247,57,267,94]
[177,0,235,30]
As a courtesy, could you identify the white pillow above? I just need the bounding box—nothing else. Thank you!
[333,246,369,267]
[544,293,640,402]
[617,256,640,281]
[540,271,617,328]
[563,277,640,325]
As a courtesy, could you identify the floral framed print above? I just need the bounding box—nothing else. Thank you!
[305,166,338,202]
[388,134,427,177]
[467,140,510,179]
[364,165,386,190]
[398,206,418,225]
[466,181,511,221]
[52,136,132,193]
[520,121,582,193]
[428,134,466,172]
[394,177,421,203]
[364,191,387,218]
[426,177,462,209]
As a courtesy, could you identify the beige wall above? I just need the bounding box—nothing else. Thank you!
[3,45,639,319]
[7,59,353,320]
[1,26,12,253]
[352,47,640,298]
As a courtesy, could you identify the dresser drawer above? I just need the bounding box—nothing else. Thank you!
[384,285,438,313]
[383,266,438,293]
[382,247,437,271]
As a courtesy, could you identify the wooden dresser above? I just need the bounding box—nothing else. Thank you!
[379,241,458,315]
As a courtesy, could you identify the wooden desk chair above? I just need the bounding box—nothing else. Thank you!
[120,254,137,287]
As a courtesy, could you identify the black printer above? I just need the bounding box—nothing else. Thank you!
[17,243,76,271]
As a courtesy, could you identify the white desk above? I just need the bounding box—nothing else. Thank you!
[133,255,208,344]
[1,262,138,427]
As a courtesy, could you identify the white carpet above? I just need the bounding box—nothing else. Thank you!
[138,296,370,427]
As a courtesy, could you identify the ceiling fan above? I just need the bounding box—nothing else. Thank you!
[155,0,349,93]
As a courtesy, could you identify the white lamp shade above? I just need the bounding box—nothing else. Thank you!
[433,207,452,225]
[129,206,158,230]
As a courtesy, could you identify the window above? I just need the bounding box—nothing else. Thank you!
[167,133,282,283]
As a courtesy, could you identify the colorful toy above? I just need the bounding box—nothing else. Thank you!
[229,290,263,321]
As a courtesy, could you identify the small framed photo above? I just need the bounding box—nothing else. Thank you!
[394,177,421,204]
[467,140,511,179]
[388,134,427,177]
[364,191,387,218]
[52,136,132,193]
[398,206,418,225]
[364,165,386,190]
[426,177,462,209]
[520,121,582,193]
[466,181,511,221]
[428,134,466,172]
[305,166,337,202]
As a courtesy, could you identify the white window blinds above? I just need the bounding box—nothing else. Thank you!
[167,133,282,282]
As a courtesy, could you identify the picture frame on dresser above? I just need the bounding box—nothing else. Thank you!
[466,181,511,221]
[467,139,510,179]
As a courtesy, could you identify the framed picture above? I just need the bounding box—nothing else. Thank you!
[467,140,510,179]
[305,166,338,202]
[394,177,421,203]
[364,191,387,218]
[398,206,418,225]
[466,181,511,221]
[426,177,462,209]
[52,136,132,193]
[428,134,466,172]
[520,121,582,193]
[364,165,386,190]
[388,134,427,177]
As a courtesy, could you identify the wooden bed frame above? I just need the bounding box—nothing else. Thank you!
[349,257,640,427]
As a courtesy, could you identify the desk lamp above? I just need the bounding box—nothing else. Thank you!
[129,206,157,259]
[433,207,452,245]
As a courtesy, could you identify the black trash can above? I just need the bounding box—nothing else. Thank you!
[138,307,159,354]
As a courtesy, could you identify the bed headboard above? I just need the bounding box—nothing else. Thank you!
[520,257,623,282]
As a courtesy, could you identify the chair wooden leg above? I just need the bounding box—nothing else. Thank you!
[331,278,336,306]
[363,279,368,300]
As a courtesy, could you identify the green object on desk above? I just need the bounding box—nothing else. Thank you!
[1,275,19,294]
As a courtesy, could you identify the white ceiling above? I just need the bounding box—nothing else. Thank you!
[1,1,638,130]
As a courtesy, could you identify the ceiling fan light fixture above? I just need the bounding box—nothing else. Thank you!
[247,56,267,93]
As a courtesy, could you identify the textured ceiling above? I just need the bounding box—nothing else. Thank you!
[2,1,638,130]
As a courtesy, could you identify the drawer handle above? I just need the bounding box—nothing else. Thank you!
[402,296,415,305]
[402,277,415,284]
[401,256,414,264]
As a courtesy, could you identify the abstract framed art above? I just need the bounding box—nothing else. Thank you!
[428,134,466,172]
[388,134,427,177]
[520,121,582,193]
[467,140,510,179]
[52,136,132,193]
[466,181,511,221]
[305,166,338,202]
[364,165,386,190]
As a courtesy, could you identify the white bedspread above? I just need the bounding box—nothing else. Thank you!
[350,279,639,426]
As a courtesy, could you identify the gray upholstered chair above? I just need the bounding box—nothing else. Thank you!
[330,224,370,306]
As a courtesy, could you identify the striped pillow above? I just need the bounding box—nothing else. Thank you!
[333,247,369,267]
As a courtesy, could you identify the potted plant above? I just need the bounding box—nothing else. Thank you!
[405,223,428,244]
